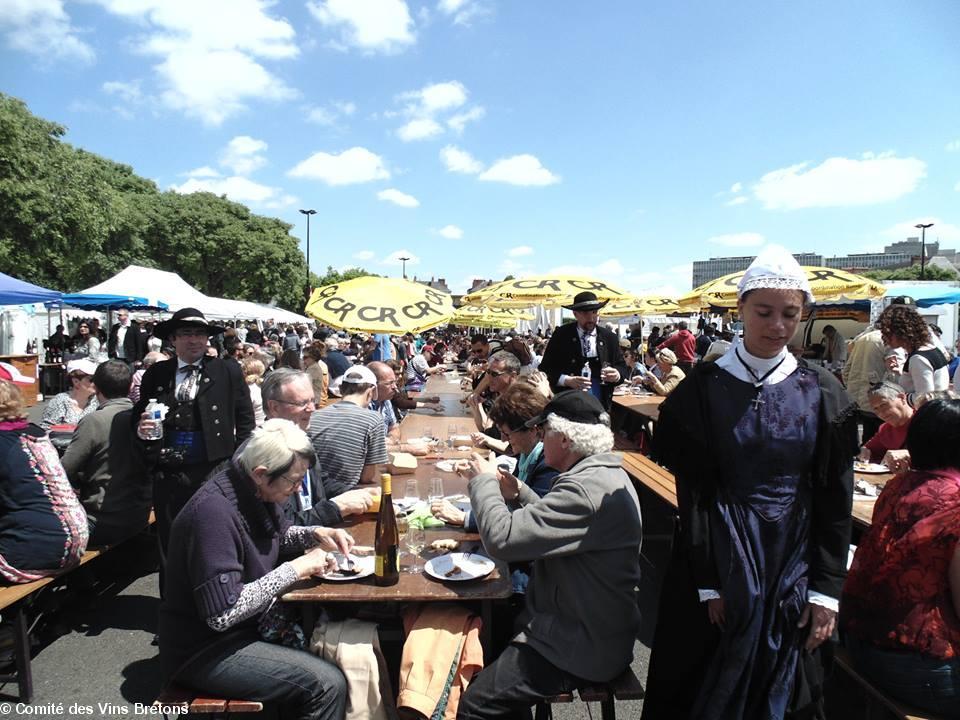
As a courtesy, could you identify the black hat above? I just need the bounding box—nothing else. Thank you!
[563,291,609,312]
[153,308,225,341]
[525,390,607,428]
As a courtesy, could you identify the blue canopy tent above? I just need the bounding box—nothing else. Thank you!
[882,284,960,308]
[54,293,169,311]
[0,272,62,305]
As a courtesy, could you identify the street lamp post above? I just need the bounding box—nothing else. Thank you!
[398,256,410,279]
[299,208,317,298]
[915,222,934,280]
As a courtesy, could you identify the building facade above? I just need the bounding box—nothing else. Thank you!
[691,253,822,288]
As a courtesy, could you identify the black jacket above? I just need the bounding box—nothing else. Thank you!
[281,463,343,527]
[537,322,628,408]
[133,357,256,464]
[108,322,146,362]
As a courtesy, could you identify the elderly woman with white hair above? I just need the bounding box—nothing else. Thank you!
[642,246,858,720]
[458,391,642,719]
[159,418,352,720]
[639,347,686,396]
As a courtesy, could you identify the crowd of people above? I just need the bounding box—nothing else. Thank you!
[0,248,957,718]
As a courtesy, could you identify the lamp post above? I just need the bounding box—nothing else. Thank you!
[398,255,410,279]
[299,209,317,299]
[915,222,934,280]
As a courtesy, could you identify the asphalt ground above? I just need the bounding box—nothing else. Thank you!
[0,400,869,719]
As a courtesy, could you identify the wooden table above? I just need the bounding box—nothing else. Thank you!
[612,393,665,423]
[0,354,39,407]
[851,471,893,529]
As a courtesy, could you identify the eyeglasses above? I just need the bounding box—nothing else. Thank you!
[274,471,304,491]
[277,398,316,411]
[176,329,209,339]
[487,369,513,378]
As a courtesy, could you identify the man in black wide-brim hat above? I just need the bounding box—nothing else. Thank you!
[537,291,628,409]
[132,308,255,581]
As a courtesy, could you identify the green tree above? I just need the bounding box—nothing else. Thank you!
[864,265,958,281]
[313,265,376,287]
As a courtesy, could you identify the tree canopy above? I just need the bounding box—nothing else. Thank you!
[0,93,364,312]
[864,264,958,281]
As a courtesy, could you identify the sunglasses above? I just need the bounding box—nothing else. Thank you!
[488,369,513,378]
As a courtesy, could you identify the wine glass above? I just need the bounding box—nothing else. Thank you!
[447,423,458,451]
[404,519,426,573]
[404,479,421,508]
[429,477,444,504]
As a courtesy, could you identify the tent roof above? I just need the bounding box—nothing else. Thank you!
[883,283,960,308]
[0,271,62,305]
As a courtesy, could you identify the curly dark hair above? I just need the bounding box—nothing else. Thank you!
[489,382,548,431]
[876,304,932,351]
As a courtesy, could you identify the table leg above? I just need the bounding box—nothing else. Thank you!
[480,600,493,655]
[301,603,317,639]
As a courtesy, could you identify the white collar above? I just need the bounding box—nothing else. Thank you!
[715,343,796,386]
[177,358,202,372]
[577,326,596,338]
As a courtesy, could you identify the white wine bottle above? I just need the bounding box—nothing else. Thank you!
[374,473,399,586]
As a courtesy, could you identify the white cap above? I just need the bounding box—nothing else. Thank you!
[66,358,98,376]
[342,365,378,387]
[737,245,814,304]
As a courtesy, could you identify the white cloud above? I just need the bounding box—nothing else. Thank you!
[382,249,421,266]
[729,181,742,193]
[438,225,463,239]
[725,196,748,207]
[479,154,560,186]
[508,246,534,257]
[397,118,443,141]
[707,232,765,247]
[377,188,420,207]
[170,176,295,208]
[447,106,485,133]
[91,0,299,125]
[308,0,415,53]
[288,147,390,185]
[753,152,926,210]
[436,0,487,25]
[102,80,143,103]
[946,140,960,152]
[306,100,356,126]
[220,135,268,175]
[440,145,484,174]
[882,217,960,244]
[0,0,95,63]
[353,250,376,260]
[394,81,481,142]
[182,166,221,178]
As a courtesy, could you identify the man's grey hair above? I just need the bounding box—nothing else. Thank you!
[488,350,521,373]
[142,351,165,368]
[237,418,314,477]
[544,412,614,457]
[262,367,309,406]
[867,380,905,402]
[324,337,340,351]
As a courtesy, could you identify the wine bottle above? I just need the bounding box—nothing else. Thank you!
[374,472,400,586]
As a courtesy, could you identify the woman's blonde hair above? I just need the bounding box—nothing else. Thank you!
[0,380,27,422]
[241,357,266,386]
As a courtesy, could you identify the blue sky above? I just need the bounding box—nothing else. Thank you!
[2,0,959,296]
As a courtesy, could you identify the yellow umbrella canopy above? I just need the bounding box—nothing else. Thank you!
[462,275,633,308]
[678,267,887,310]
[602,296,681,318]
[452,304,535,324]
[305,276,453,333]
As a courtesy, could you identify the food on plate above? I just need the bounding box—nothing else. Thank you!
[444,563,464,578]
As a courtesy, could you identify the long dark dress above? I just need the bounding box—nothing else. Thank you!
[642,360,857,720]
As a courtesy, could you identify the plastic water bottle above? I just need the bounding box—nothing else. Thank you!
[144,399,164,440]
[581,362,591,391]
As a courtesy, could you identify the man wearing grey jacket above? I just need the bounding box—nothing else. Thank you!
[61,360,152,546]
[459,391,643,720]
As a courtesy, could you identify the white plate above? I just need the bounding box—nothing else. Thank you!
[425,552,495,582]
[320,553,375,581]
[854,461,890,474]
[445,494,471,512]
[435,459,470,473]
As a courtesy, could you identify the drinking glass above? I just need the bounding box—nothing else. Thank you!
[404,479,421,507]
[447,423,458,451]
[429,477,444,503]
[404,521,426,573]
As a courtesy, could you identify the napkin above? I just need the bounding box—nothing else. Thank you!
[407,505,445,529]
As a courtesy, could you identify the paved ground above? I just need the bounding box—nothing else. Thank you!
[0,399,868,719]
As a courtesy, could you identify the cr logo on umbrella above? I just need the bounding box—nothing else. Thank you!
[306,277,453,333]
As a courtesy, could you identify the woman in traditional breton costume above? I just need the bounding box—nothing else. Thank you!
[642,246,857,720]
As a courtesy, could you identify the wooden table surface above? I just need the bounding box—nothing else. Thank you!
[612,393,665,422]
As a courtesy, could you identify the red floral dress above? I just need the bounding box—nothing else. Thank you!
[841,468,960,660]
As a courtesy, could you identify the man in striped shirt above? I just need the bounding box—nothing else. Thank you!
[306,365,388,497]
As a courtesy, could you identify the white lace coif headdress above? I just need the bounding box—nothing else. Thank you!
[737,244,814,304]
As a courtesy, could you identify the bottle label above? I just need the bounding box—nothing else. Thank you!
[375,547,399,576]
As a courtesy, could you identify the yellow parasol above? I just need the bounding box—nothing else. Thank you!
[462,275,633,308]
[602,296,682,318]
[305,276,453,333]
[451,304,535,328]
[678,267,887,310]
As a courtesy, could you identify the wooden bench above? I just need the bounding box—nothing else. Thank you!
[0,512,155,702]
[621,451,678,509]
[154,684,263,718]
[533,665,645,720]
[833,646,947,720]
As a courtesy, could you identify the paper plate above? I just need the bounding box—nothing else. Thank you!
[320,553,375,582]
[854,461,890,474]
[425,552,495,582]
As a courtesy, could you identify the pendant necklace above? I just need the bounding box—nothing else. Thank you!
[735,349,786,410]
